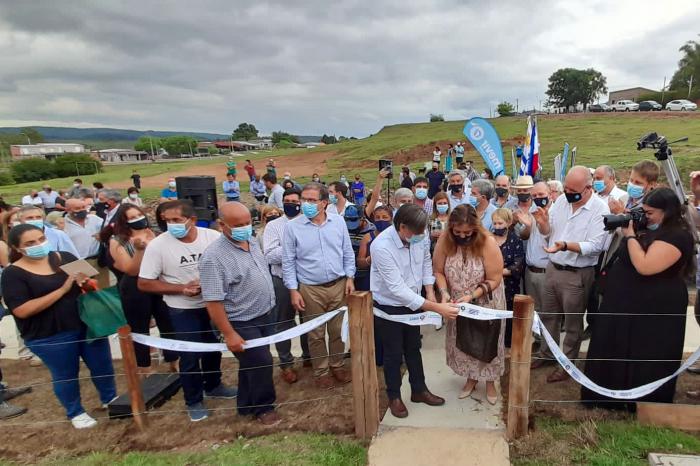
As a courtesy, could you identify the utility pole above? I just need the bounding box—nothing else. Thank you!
[689,75,694,99]
[148,136,155,158]
[661,76,667,105]
[516,98,519,113]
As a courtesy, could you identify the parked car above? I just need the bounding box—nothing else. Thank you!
[638,100,662,111]
[589,103,611,112]
[611,100,640,111]
[665,99,698,111]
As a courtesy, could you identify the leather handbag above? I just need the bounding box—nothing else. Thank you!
[455,282,501,363]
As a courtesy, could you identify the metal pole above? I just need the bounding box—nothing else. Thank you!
[689,75,694,99]
[661,76,667,106]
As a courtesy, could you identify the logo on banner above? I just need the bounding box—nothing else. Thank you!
[469,125,484,141]
[463,117,506,177]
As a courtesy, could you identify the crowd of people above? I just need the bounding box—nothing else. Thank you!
[0,150,697,429]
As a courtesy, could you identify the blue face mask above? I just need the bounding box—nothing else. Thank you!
[302,202,320,219]
[167,222,190,239]
[469,196,479,208]
[230,224,253,242]
[24,241,51,259]
[374,220,392,232]
[593,180,605,193]
[329,194,338,204]
[627,182,644,199]
[25,219,45,230]
[647,222,660,231]
[415,188,428,200]
[408,233,425,244]
[436,204,449,214]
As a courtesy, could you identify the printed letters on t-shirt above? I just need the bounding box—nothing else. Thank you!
[180,253,202,265]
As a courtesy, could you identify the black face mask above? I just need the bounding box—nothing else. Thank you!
[72,210,88,220]
[448,184,462,194]
[283,203,300,218]
[266,214,281,223]
[493,227,508,237]
[454,233,474,245]
[128,218,149,230]
[517,193,531,203]
[565,192,582,204]
[432,167,438,172]
[495,187,509,198]
[533,197,549,208]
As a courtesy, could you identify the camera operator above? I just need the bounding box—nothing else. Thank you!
[533,166,609,383]
[582,187,695,409]
[609,160,659,215]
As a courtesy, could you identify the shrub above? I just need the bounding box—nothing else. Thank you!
[430,113,445,122]
[0,172,14,186]
[54,154,102,178]
[10,158,57,183]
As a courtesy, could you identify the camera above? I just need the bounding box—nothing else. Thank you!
[378,159,393,178]
[602,206,646,231]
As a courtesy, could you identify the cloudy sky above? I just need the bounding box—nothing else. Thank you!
[0,0,698,137]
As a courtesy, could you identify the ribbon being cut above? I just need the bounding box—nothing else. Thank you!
[126,303,699,401]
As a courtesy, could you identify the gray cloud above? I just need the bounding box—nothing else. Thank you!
[0,0,698,136]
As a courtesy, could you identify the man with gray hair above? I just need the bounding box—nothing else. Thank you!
[546,179,564,203]
[471,179,498,231]
[446,171,471,209]
[393,188,415,208]
[593,165,628,206]
[532,166,609,383]
[283,182,356,390]
[98,189,122,226]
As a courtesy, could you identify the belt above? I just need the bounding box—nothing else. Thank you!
[319,277,344,288]
[552,263,592,272]
[527,265,546,274]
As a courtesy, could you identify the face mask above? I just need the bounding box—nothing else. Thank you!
[565,192,582,203]
[627,182,644,199]
[284,176,290,180]
[167,221,190,239]
[23,241,51,259]
[329,194,338,204]
[73,183,80,188]
[72,210,88,220]
[231,224,253,242]
[128,216,148,230]
[593,180,605,193]
[432,167,438,172]
[266,214,281,223]
[25,219,44,230]
[313,177,320,182]
[448,184,462,194]
[302,202,320,219]
[129,193,139,199]
[436,204,449,214]
[454,233,475,245]
[646,222,660,231]
[493,227,508,237]
[469,196,479,208]
[533,197,549,208]
[168,181,176,188]
[340,177,347,183]
[495,187,509,198]
[283,202,301,218]
[415,188,428,200]
[407,233,425,245]
[517,193,531,203]
[374,220,391,232]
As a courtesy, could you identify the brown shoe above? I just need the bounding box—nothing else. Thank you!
[530,358,554,370]
[258,410,281,426]
[280,367,298,384]
[546,368,570,383]
[410,390,445,406]
[315,374,335,390]
[302,359,313,368]
[331,367,352,385]
[389,398,408,418]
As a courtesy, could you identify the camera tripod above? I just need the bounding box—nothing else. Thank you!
[637,133,688,204]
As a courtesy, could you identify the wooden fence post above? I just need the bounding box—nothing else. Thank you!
[348,291,379,440]
[507,294,534,440]
[117,325,148,431]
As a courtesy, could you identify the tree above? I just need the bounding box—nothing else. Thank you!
[271,131,300,144]
[232,122,258,141]
[321,134,338,144]
[429,113,445,122]
[54,154,102,177]
[497,101,515,117]
[160,135,198,156]
[134,136,162,155]
[546,68,607,111]
[10,158,57,182]
[19,127,43,144]
[670,35,700,93]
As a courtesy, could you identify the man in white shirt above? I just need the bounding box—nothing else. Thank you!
[370,204,459,418]
[446,171,472,210]
[263,173,284,209]
[63,198,110,287]
[21,190,43,207]
[138,200,236,422]
[327,182,354,216]
[593,165,629,206]
[38,185,59,213]
[533,166,609,383]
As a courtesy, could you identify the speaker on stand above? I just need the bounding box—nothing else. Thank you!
[175,176,218,227]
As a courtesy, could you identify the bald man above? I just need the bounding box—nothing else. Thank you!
[532,166,609,383]
[199,202,280,426]
[491,175,518,210]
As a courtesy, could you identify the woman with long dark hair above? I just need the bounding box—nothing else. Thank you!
[433,205,506,404]
[109,205,178,376]
[582,187,695,410]
[1,224,116,428]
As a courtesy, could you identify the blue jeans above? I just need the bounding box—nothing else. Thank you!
[27,329,116,419]
[167,307,223,406]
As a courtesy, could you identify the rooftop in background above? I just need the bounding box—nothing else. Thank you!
[607,87,658,104]
[10,142,85,159]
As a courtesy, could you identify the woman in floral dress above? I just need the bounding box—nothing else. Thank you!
[433,205,506,404]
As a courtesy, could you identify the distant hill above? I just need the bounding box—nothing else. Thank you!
[0,126,322,143]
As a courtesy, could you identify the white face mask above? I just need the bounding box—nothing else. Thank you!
[129,193,138,199]
[168,181,176,188]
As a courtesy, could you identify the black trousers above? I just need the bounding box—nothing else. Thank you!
[374,303,427,400]
[231,313,276,417]
[119,275,178,368]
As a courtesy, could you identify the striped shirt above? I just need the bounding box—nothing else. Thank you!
[199,235,275,321]
[262,215,289,278]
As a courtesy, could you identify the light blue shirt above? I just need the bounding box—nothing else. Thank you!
[250,180,266,196]
[447,192,471,210]
[222,180,240,199]
[370,226,435,311]
[490,195,519,211]
[480,203,498,231]
[45,227,80,258]
[282,213,356,290]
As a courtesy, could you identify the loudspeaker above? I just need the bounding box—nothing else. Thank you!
[175,176,218,222]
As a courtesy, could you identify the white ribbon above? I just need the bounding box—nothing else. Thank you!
[131,307,347,352]
[372,308,443,327]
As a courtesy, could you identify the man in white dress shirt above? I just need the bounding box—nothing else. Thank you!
[593,165,629,207]
[533,166,609,383]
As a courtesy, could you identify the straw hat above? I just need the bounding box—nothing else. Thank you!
[513,175,534,189]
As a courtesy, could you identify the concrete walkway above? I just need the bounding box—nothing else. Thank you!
[368,325,510,466]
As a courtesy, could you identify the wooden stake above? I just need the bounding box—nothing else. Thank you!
[348,291,379,440]
[117,325,148,431]
[507,294,534,440]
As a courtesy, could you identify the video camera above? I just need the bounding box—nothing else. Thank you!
[603,206,645,231]
[636,132,688,204]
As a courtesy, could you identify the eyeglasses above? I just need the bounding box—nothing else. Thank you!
[301,197,320,203]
